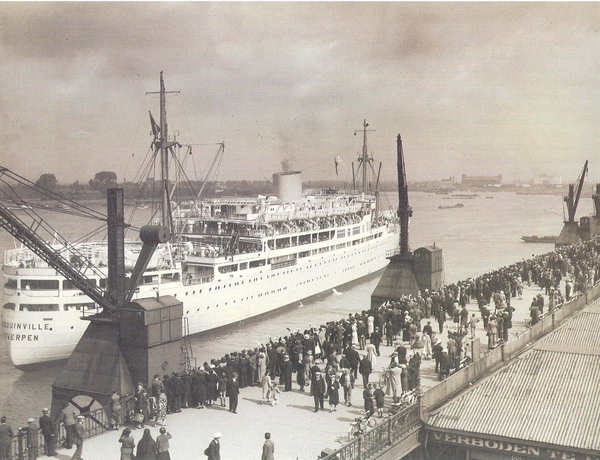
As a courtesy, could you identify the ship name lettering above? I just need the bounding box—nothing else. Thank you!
[1,321,49,331]
[4,333,39,342]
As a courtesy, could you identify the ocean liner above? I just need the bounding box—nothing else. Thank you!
[1,74,399,369]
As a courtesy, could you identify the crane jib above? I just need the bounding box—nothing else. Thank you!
[0,204,116,311]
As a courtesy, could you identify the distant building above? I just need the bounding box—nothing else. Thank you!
[439,177,455,186]
[531,174,561,186]
[461,174,502,186]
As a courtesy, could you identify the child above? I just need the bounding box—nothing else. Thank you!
[373,384,385,418]
[270,382,281,406]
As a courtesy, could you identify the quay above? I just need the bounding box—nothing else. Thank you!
[9,276,590,460]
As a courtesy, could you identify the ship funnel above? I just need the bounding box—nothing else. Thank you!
[273,171,302,201]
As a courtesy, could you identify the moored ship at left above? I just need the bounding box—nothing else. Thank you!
[1,74,399,369]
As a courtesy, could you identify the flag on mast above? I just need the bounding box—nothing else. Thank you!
[334,155,344,175]
[149,111,161,138]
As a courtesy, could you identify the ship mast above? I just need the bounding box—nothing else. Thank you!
[355,120,375,194]
[148,72,179,237]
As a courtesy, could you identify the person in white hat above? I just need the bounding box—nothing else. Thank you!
[39,408,56,456]
[25,417,39,460]
[204,433,221,460]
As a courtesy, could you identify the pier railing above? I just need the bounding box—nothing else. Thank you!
[11,395,135,460]
[322,284,600,460]
[421,285,598,417]
[321,404,420,460]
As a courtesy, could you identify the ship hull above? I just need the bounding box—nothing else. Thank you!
[2,227,397,368]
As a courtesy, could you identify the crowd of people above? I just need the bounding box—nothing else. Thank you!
[4,237,600,459]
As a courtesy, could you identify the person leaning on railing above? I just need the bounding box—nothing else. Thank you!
[0,416,13,460]
[39,408,56,456]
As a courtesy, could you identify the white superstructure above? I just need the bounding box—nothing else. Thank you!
[2,187,398,368]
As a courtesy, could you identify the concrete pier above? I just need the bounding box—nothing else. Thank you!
[39,281,557,460]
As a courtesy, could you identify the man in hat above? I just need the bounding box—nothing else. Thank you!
[370,327,382,356]
[204,432,221,460]
[226,372,240,413]
[344,344,360,379]
[312,371,326,412]
[24,417,39,460]
[0,416,13,460]
[280,355,293,392]
[61,402,76,449]
[71,416,85,460]
[39,408,56,456]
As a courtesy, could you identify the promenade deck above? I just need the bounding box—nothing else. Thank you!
[43,282,555,460]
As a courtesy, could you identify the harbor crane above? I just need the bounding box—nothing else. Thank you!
[371,133,443,308]
[556,160,588,247]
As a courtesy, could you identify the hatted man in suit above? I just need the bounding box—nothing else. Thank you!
[226,372,240,413]
[39,408,56,456]
[312,371,326,412]
[24,418,39,460]
[0,417,13,460]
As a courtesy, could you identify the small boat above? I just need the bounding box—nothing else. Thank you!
[521,235,558,243]
[439,203,464,209]
[451,193,479,198]
[136,204,150,210]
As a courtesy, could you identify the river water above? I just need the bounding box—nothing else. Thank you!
[0,190,588,425]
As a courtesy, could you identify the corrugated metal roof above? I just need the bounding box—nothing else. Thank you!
[427,309,600,452]
[539,311,600,349]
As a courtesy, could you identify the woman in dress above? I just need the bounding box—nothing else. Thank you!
[400,364,409,394]
[412,333,424,357]
[385,362,402,404]
[365,342,377,367]
[136,428,157,460]
[156,389,168,427]
[327,373,340,412]
[351,321,358,347]
[118,428,136,460]
[257,352,267,383]
[422,331,432,359]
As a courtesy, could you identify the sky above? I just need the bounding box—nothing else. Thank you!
[0,2,599,185]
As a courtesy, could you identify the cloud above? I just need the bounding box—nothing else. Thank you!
[0,2,598,183]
